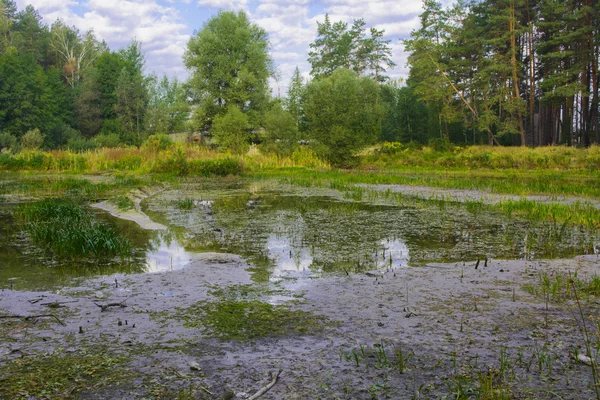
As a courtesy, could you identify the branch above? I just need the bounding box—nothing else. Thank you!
[0,314,66,326]
[93,299,128,312]
[248,370,282,400]
[429,54,478,118]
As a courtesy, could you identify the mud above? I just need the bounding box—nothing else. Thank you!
[2,251,600,399]
[2,180,600,399]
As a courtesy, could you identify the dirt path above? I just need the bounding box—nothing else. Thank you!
[2,251,600,399]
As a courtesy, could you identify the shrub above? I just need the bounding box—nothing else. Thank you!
[94,133,122,148]
[21,129,44,150]
[378,142,404,155]
[188,157,243,176]
[212,105,250,154]
[428,137,453,152]
[67,135,96,152]
[143,134,174,152]
[0,131,17,152]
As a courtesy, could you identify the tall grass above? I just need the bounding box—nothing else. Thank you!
[17,199,131,260]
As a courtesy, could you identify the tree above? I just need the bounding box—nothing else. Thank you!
[184,10,274,131]
[284,66,304,127]
[114,66,148,138]
[50,22,104,86]
[262,101,299,156]
[308,15,395,82]
[303,68,382,166]
[146,74,189,134]
[212,105,250,154]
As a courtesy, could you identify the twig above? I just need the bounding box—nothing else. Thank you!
[0,314,66,326]
[41,300,79,308]
[94,299,128,312]
[248,370,282,400]
[198,385,214,396]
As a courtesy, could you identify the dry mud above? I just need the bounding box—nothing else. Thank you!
[2,251,600,399]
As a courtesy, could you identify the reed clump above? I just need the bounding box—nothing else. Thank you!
[17,199,131,260]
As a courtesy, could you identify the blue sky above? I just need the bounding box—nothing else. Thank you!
[15,0,427,94]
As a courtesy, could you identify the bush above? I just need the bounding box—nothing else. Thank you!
[67,135,96,152]
[21,129,44,150]
[0,131,17,152]
[143,134,174,152]
[94,133,122,148]
[212,105,250,154]
[378,142,404,155]
[188,157,243,176]
[428,138,453,152]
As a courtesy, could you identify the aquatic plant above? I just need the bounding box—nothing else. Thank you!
[17,199,131,260]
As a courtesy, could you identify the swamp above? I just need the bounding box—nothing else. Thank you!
[1,158,600,399]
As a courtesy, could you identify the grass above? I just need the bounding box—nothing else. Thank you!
[523,271,600,303]
[174,299,328,341]
[174,198,194,210]
[169,284,328,341]
[0,349,129,399]
[16,199,131,260]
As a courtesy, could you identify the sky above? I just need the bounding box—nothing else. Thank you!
[15,0,430,95]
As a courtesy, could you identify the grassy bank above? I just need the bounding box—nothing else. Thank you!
[1,144,598,229]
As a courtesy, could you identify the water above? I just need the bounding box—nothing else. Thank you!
[1,180,598,290]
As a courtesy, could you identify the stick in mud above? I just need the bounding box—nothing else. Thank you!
[0,314,66,326]
[247,369,282,400]
[94,299,128,312]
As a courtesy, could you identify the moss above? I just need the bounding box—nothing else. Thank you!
[174,298,329,341]
[0,349,130,399]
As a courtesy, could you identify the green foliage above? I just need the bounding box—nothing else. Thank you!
[143,134,174,152]
[145,74,189,134]
[308,15,395,81]
[188,157,243,176]
[94,133,121,148]
[184,10,273,130]
[212,105,250,154]
[174,298,328,340]
[284,66,305,127]
[17,199,131,260]
[262,102,299,156]
[20,128,44,149]
[303,68,382,166]
[0,130,17,151]
[0,349,128,399]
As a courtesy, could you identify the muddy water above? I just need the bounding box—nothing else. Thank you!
[1,180,598,290]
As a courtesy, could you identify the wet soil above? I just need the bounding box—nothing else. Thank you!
[1,181,600,399]
[1,252,600,399]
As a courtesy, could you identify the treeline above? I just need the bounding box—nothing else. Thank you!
[0,0,188,151]
[406,0,600,147]
[1,1,599,167]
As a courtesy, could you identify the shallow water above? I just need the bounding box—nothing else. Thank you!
[1,180,598,290]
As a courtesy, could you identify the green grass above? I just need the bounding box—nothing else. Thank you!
[523,271,600,303]
[0,349,129,399]
[174,198,194,210]
[176,299,328,340]
[17,199,132,261]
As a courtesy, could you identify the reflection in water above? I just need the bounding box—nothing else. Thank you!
[144,232,192,272]
[3,181,599,291]
[267,235,314,280]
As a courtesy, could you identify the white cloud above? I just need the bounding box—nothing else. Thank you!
[16,0,424,91]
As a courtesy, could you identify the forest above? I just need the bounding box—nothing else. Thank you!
[0,0,599,166]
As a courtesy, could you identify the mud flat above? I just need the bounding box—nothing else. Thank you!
[2,250,600,399]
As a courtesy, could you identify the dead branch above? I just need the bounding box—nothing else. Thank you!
[93,299,128,312]
[41,300,79,308]
[0,314,66,326]
[248,370,282,400]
